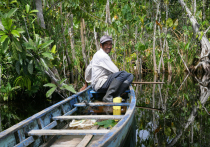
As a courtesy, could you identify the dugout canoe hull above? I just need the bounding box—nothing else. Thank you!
[0,85,136,147]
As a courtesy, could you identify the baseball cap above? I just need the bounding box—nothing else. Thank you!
[100,35,112,44]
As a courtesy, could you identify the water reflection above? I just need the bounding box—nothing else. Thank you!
[136,73,210,146]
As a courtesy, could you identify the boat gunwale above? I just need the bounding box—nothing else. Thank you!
[91,85,136,146]
[0,86,92,141]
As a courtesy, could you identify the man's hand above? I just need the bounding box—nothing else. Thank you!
[79,82,88,91]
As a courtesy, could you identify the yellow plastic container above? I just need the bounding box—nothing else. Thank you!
[113,97,122,121]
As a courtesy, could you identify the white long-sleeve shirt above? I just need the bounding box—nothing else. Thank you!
[85,48,119,91]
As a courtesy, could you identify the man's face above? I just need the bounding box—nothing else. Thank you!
[101,41,112,54]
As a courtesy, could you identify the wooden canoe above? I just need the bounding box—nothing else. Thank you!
[0,85,136,147]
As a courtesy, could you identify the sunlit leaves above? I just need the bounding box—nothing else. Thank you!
[51,45,56,54]
[0,35,8,43]
[42,52,54,60]
[29,10,39,13]
[40,58,48,70]
[173,19,178,29]
[60,84,76,93]
[0,30,6,35]
[46,87,56,98]
[166,18,173,27]
[44,83,56,87]
[1,18,12,30]
[44,83,57,98]
[5,8,18,18]
[16,28,25,33]
[25,4,30,14]
[11,30,20,37]
[40,40,54,49]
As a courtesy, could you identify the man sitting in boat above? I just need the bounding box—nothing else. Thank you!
[80,35,133,102]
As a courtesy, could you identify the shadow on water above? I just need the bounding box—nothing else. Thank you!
[135,72,210,147]
[0,94,58,131]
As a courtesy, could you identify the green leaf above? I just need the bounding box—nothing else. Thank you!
[2,18,12,30]
[44,83,56,87]
[185,43,190,50]
[16,28,25,33]
[11,30,20,37]
[59,78,67,84]
[2,38,9,52]
[28,60,33,74]
[46,87,56,98]
[11,42,18,60]
[15,61,20,74]
[10,0,17,4]
[95,120,116,128]
[6,8,18,18]
[24,39,35,50]
[166,18,173,27]
[42,52,54,60]
[165,127,171,136]
[173,19,178,28]
[40,40,54,49]
[25,4,30,13]
[0,35,8,43]
[0,30,6,35]
[13,37,22,52]
[3,95,8,101]
[29,10,39,13]
[199,31,204,40]
[62,85,76,93]
[51,45,56,54]
[40,58,48,70]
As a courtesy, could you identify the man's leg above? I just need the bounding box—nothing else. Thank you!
[97,71,124,102]
[97,71,123,93]
[98,71,133,102]
[114,71,133,97]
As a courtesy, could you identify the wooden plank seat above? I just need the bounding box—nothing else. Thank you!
[74,102,130,107]
[28,130,109,136]
[53,115,124,120]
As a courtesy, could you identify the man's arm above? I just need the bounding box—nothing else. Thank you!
[79,81,88,91]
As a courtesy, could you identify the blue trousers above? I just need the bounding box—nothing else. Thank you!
[97,71,133,93]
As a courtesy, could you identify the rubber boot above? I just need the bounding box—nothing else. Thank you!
[103,78,122,102]
[114,80,130,102]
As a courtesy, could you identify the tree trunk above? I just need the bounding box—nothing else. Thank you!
[202,0,206,21]
[193,0,196,16]
[35,0,46,29]
[60,4,72,82]
[94,27,100,50]
[179,0,210,72]
[157,7,165,74]
[105,0,111,24]
[135,24,139,78]
[80,18,88,68]
[68,14,75,82]
[152,2,160,74]
[166,40,172,73]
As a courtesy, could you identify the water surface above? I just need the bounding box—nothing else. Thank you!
[135,73,210,147]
